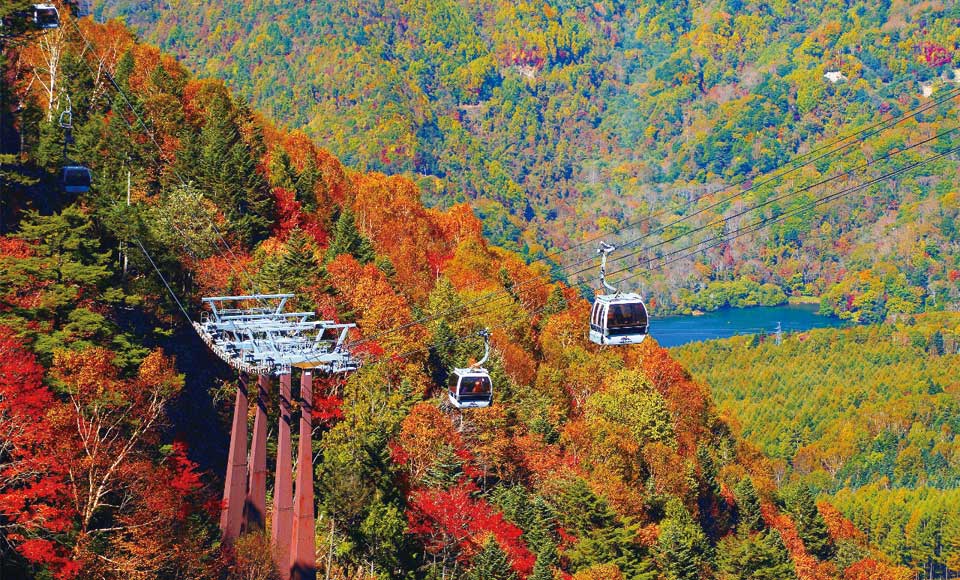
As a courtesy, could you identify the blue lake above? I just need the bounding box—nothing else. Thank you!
[653,303,847,348]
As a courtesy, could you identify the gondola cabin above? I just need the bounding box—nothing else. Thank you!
[62,165,92,193]
[32,4,60,29]
[589,292,649,345]
[448,368,493,409]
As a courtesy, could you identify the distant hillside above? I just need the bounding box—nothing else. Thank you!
[98,0,960,319]
[673,313,960,573]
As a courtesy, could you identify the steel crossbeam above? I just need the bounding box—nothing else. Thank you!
[195,294,359,376]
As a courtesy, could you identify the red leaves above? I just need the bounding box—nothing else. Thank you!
[17,539,80,578]
[272,187,329,245]
[168,442,203,499]
[920,42,952,67]
[0,329,76,575]
[397,406,534,575]
[0,330,50,417]
[192,252,256,300]
[406,485,535,577]
[312,395,345,425]
[0,237,33,259]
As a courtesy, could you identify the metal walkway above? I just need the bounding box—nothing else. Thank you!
[194,294,359,376]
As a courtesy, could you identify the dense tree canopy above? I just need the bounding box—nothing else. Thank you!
[0,6,948,580]
[98,0,960,319]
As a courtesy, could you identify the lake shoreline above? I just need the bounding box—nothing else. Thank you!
[651,303,846,348]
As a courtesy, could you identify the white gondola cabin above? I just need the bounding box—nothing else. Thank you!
[448,329,493,409]
[448,369,493,409]
[589,242,649,346]
[590,294,649,345]
[32,4,60,29]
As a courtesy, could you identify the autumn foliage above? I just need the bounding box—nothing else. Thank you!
[2,9,949,580]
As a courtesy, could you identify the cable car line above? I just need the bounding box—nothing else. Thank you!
[605,125,960,274]
[606,141,960,291]
[62,16,273,307]
[63,12,960,359]
[365,137,960,365]
[347,88,960,350]
[40,14,960,380]
[349,122,960,351]
[492,82,960,281]
[443,81,960,300]
[132,237,192,321]
[571,82,960,255]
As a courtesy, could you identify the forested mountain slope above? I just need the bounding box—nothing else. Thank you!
[97,0,960,319]
[0,10,917,580]
[673,314,960,575]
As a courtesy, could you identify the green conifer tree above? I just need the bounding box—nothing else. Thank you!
[231,124,274,245]
[528,496,560,580]
[1,208,146,365]
[782,484,833,560]
[558,479,655,578]
[258,228,318,309]
[530,541,558,580]
[268,146,296,190]
[281,229,316,288]
[716,528,795,580]
[431,319,457,371]
[114,49,136,93]
[421,444,463,488]
[526,495,557,554]
[734,477,765,534]
[542,285,568,318]
[325,208,374,264]
[657,498,712,580]
[929,330,945,356]
[467,538,518,580]
[198,92,273,246]
[294,152,319,212]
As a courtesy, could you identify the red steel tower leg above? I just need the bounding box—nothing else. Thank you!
[272,372,294,579]
[219,374,249,542]
[244,374,270,532]
[290,371,316,580]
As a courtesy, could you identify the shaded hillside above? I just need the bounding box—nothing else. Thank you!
[97,0,960,319]
[673,314,960,575]
[0,12,913,580]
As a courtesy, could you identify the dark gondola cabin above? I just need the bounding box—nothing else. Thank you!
[590,293,649,345]
[62,165,92,193]
[32,4,60,29]
[448,368,493,409]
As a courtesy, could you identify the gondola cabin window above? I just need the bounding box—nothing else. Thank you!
[448,370,493,409]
